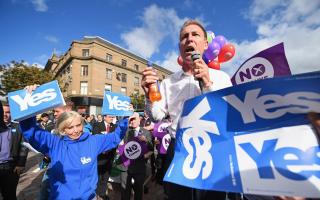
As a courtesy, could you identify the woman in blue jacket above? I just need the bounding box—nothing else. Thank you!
[20,111,129,200]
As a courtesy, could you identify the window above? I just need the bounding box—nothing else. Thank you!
[81,65,88,76]
[80,81,88,95]
[134,77,139,86]
[121,87,127,95]
[66,66,71,74]
[106,54,112,62]
[105,84,112,92]
[82,49,89,57]
[106,68,112,80]
[121,59,127,67]
[121,73,127,83]
[134,64,139,71]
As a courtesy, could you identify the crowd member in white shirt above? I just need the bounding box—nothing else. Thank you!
[141,19,232,200]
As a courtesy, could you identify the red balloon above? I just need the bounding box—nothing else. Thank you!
[177,55,183,66]
[207,60,220,70]
[218,44,235,63]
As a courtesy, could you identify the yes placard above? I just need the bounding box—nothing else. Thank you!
[164,72,320,198]
[225,71,320,132]
[8,80,65,121]
[102,91,133,116]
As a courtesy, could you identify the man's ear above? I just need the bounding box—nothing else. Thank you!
[203,39,208,51]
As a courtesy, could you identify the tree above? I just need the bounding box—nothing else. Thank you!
[130,93,145,111]
[1,60,54,93]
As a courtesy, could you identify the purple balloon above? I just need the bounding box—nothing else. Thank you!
[204,41,220,60]
[202,54,209,64]
[213,35,227,48]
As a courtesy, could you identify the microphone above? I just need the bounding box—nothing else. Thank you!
[191,51,204,93]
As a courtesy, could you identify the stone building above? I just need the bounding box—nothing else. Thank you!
[45,36,172,114]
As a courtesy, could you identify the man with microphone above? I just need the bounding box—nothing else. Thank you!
[141,19,232,200]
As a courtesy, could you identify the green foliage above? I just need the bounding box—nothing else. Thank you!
[1,60,54,93]
[130,93,145,111]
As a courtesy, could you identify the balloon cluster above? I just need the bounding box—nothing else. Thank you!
[177,31,235,70]
[204,31,235,70]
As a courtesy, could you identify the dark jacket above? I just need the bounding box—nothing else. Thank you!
[124,127,153,174]
[0,102,28,167]
[92,121,116,135]
[8,122,29,167]
[42,121,55,132]
[0,102,6,133]
[92,121,117,174]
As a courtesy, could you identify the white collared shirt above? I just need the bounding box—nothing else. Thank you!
[103,121,110,133]
[134,127,140,137]
[146,68,232,138]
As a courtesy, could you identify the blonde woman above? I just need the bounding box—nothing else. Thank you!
[20,110,129,200]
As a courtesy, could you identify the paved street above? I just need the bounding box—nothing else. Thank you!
[10,151,165,200]
[16,151,45,200]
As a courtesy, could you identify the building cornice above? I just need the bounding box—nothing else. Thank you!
[80,36,172,74]
[46,36,172,79]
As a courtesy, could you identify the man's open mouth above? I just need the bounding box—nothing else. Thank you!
[185,47,195,53]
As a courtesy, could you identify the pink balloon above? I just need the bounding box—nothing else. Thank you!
[177,55,183,66]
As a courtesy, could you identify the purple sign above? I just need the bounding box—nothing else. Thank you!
[231,43,291,85]
[153,122,171,154]
[118,137,148,167]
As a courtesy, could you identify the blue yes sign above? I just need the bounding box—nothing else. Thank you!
[164,72,320,198]
[102,91,133,116]
[233,125,319,197]
[225,71,320,132]
[8,80,65,121]
[239,137,320,181]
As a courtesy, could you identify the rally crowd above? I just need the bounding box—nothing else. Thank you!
[0,19,319,200]
[0,98,177,200]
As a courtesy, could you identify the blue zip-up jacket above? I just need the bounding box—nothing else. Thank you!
[20,117,128,200]
[83,122,92,133]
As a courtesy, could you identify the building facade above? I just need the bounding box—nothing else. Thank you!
[45,36,172,115]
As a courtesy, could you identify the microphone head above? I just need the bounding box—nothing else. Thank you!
[191,51,201,61]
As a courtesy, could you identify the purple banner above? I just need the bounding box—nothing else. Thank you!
[118,137,148,167]
[231,43,291,85]
[153,122,171,154]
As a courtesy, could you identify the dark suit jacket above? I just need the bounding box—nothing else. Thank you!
[9,122,29,167]
[92,121,117,174]
[124,127,153,174]
[92,121,115,134]
[42,121,55,132]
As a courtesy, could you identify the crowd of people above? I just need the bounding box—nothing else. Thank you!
[0,96,167,200]
[0,97,169,199]
[0,19,319,200]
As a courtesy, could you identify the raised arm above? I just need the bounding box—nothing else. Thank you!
[20,117,57,155]
[95,118,129,154]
